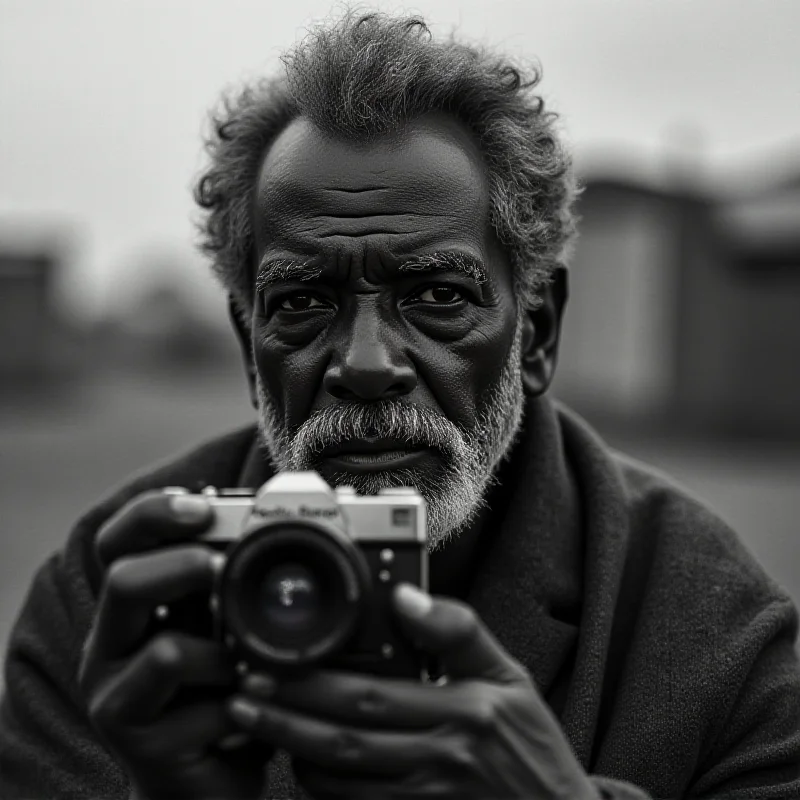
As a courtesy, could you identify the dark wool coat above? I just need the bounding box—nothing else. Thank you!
[1,397,799,799]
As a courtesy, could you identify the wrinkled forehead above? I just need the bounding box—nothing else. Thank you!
[252,113,493,245]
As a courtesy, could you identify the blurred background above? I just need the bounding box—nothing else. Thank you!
[1,0,799,660]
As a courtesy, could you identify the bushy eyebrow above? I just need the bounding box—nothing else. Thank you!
[255,251,487,292]
[396,252,487,285]
[255,258,323,292]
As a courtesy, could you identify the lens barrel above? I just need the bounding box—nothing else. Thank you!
[218,520,371,667]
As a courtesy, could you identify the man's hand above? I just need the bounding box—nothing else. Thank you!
[228,583,598,799]
[77,491,272,800]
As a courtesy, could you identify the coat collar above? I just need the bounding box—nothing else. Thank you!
[466,396,584,704]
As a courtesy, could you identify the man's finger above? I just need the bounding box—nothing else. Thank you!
[120,702,240,761]
[227,695,441,773]
[95,490,213,568]
[89,545,217,660]
[392,583,530,683]
[241,669,473,729]
[87,633,235,726]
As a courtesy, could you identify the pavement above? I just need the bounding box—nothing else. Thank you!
[2,363,799,662]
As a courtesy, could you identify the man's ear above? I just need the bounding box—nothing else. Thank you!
[228,296,258,409]
[520,266,568,397]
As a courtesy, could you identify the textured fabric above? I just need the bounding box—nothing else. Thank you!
[1,397,798,799]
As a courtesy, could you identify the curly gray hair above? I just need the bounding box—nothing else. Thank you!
[194,10,579,316]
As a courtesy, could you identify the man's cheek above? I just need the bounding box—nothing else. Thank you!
[460,335,518,404]
[255,367,285,411]
[254,359,296,423]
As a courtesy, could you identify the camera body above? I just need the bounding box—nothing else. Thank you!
[163,472,428,679]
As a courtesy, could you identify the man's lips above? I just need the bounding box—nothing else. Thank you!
[319,437,435,471]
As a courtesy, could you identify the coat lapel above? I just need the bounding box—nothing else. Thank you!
[467,397,584,705]
[555,405,632,769]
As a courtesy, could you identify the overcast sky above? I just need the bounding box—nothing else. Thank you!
[2,0,799,320]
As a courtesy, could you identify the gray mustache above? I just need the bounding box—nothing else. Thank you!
[292,399,461,455]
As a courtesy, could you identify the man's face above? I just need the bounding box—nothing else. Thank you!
[249,113,526,551]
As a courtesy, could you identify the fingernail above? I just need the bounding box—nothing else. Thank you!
[243,673,277,698]
[395,583,433,618]
[169,495,210,523]
[228,697,259,728]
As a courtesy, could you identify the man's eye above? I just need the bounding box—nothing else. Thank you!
[277,293,327,312]
[415,286,465,304]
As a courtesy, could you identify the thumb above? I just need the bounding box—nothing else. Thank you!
[392,583,529,684]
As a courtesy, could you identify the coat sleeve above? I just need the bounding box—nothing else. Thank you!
[586,592,800,800]
[687,595,800,798]
[0,550,130,800]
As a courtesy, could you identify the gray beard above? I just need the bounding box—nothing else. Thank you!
[255,318,526,552]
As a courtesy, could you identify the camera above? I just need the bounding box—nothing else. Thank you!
[162,472,428,679]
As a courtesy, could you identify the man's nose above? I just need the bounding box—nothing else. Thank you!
[323,306,417,402]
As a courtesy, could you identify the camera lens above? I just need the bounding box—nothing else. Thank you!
[219,522,371,667]
[258,563,320,633]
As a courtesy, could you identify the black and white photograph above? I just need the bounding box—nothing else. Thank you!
[1,1,799,797]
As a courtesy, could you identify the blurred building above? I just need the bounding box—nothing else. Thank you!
[0,236,241,399]
[0,241,84,390]
[707,176,800,437]
[554,165,800,439]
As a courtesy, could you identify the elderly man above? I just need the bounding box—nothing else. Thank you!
[1,10,798,800]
